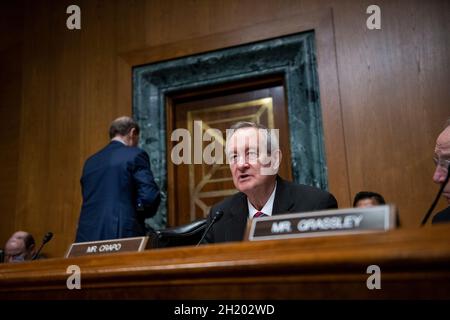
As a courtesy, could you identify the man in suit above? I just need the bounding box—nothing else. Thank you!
[203,121,337,243]
[432,119,450,224]
[75,116,161,242]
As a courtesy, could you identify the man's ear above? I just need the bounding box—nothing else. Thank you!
[125,128,138,146]
[271,149,282,171]
[260,149,282,176]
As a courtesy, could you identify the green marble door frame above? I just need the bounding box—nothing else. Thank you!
[133,32,328,229]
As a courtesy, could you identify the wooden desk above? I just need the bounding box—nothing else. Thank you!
[1,225,450,299]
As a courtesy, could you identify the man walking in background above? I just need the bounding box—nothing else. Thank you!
[75,116,160,242]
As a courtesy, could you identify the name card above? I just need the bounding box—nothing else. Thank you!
[65,236,150,258]
[247,205,396,241]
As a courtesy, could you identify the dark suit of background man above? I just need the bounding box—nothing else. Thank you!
[75,116,161,242]
[432,119,450,224]
[203,121,338,243]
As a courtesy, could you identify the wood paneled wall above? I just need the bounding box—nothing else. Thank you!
[0,2,23,252]
[0,0,448,257]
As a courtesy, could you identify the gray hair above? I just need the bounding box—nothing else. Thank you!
[227,121,279,154]
[109,116,140,139]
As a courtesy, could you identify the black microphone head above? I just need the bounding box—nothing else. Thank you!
[213,210,224,221]
[43,232,53,244]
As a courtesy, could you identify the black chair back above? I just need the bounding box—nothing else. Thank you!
[149,219,207,248]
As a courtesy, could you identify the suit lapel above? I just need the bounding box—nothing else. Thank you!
[272,176,295,215]
[227,193,248,241]
[223,177,294,241]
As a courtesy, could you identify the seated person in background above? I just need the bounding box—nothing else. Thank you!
[202,121,338,244]
[353,191,386,208]
[353,191,401,227]
[432,119,450,224]
[3,231,35,263]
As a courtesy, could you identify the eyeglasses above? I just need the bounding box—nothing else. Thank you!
[228,151,260,164]
[433,156,450,171]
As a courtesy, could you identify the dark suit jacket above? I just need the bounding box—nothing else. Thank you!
[75,141,160,242]
[432,206,450,224]
[203,176,338,243]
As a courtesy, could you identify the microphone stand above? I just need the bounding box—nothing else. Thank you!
[196,211,224,246]
[32,232,53,260]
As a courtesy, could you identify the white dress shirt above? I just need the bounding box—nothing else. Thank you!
[247,182,277,218]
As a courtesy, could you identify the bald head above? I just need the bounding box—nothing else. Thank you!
[109,116,140,147]
[109,116,139,139]
[435,126,450,154]
[433,122,450,203]
[4,231,35,263]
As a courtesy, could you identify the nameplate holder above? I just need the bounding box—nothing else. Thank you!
[65,236,150,258]
[247,205,396,241]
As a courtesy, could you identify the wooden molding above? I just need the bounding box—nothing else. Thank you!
[1,225,450,299]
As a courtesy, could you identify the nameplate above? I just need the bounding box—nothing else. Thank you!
[65,236,149,258]
[248,205,396,241]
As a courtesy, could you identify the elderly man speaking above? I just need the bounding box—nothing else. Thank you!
[202,121,338,243]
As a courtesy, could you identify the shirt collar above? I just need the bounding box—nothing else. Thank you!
[111,137,127,145]
[247,181,277,218]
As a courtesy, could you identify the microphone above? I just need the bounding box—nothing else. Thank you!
[32,232,53,260]
[196,210,224,246]
[421,163,450,226]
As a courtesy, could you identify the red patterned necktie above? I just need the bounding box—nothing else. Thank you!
[254,211,267,218]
